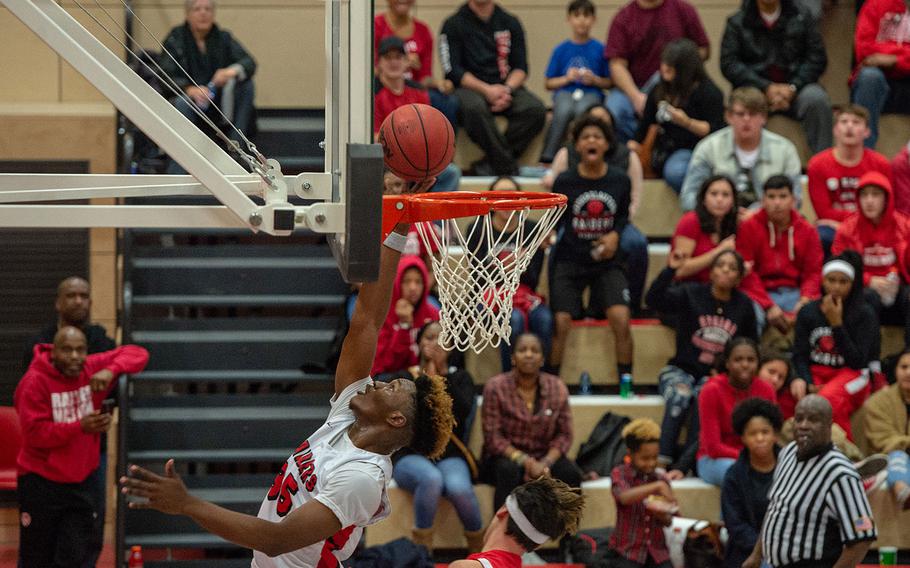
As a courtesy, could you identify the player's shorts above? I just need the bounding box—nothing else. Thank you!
[549,260,630,319]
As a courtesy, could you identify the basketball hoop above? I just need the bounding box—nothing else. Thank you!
[384,191,567,353]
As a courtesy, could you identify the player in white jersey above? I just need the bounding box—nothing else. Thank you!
[120,180,456,568]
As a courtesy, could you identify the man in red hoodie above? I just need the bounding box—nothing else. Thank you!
[15,327,148,567]
[833,171,910,344]
[737,175,824,334]
[850,0,910,148]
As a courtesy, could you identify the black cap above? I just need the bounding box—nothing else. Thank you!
[378,36,406,56]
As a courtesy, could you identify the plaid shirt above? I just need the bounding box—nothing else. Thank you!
[481,371,572,460]
[608,463,671,565]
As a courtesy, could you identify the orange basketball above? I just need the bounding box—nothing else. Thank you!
[378,103,455,181]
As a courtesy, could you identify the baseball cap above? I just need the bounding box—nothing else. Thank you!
[378,36,406,57]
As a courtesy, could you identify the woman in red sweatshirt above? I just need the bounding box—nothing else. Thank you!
[371,255,439,377]
[696,337,776,486]
[15,326,148,567]
[832,170,910,345]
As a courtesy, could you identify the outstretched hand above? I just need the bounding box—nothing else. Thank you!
[120,459,192,515]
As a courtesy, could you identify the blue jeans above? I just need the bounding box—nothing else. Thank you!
[393,454,483,531]
[887,450,910,489]
[541,90,603,163]
[754,286,801,335]
[500,303,554,371]
[817,224,836,259]
[662,149,692,194]
[658,365,705,469]
[851,66,889,149]
[429,88,460,133]
[621,223,648,311]
[434,163,462,192]
[697,456,736,486]
[606,73,659,143]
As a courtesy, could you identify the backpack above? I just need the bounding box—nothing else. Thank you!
[575,411,631,477]
[564,527,613,568]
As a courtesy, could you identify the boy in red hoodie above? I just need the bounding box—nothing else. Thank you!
[737,175,824,335]
[15,326,148,567]
[832,171,910,344]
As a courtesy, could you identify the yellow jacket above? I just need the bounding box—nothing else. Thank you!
[863,384,910,454]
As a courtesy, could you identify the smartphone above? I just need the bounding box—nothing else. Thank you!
[100,398,116,415]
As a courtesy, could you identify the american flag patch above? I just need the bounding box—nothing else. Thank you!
[853,516,873,531]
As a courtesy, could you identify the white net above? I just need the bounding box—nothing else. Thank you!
[415,202,566,353]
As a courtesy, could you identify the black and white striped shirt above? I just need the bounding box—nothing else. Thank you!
[760,442,876,567]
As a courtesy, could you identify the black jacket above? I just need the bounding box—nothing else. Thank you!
[439,3,529,86]
[792,299,879,384]
[720,0,826,91]
[160,23,256,90]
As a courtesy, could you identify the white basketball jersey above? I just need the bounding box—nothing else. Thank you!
[251,378,392,568]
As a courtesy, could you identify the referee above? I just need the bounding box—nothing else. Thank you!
[744,395,876,568]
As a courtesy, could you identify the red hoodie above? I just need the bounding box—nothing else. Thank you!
[852,0,910,82]
[832,171,910,284]
[371,256,439,376]
[15,344,149,484]
[737,209,824,310]
[697,374,777,460]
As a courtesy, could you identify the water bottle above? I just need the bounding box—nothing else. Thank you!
[578,371,592,395]
[198,81,216,111]
[620,373,633,399]
[128,545,144,568]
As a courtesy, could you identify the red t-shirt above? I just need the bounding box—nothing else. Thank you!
[697,374,777,460]
[373,85,431,135]
[466,550,522,568]
[672,211,718,283]
[605,0,710,86]
[807,149,893,222]
[374,14,435,83]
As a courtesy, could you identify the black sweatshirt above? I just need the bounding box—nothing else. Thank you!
[552,167,631,265]
[792,300,878,384]
[439,3,529,87]
[645,267,758,378]
[160,23,257,90]
[634,78,726,151]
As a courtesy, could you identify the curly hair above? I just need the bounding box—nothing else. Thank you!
[622,418,661,453]
[505,477,586,551]
[409,373,455,460]
[732,397,783,436]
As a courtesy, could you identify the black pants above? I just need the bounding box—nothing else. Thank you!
[455,86,546,175]
[864,285,910,346]
[484,455,583,511]
[18,472,99,568]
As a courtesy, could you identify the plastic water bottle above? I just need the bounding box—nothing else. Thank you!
[128,545,144,568]
[578,372,592,395]
[620,373,633,399]
[198,81,216,111]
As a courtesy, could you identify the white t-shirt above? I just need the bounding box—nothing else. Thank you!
[251,377,393,568]
[735,146,760,169]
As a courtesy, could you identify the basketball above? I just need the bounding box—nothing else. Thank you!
[378,103,455,181]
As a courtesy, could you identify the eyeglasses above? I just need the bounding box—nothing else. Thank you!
[729,110,763,119]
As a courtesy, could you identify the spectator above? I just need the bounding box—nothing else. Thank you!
[374,39,461,192]
[850,0,910,149]
[864,347,910,510]
[792,253,878,439]
[743,396,876,568]
[646,251,758,475]
[550,116,634,378]
[448,477,585,568]
[697,337,777,486]
[807,104,893,256]
[481,333,582,511]
[737,175,824,335]
[606,418,675,568]
[439,1,547,176]
[539,0,611,165]
[721,398,783,568]
[671,175,738,283]
[370,255,439,377]
[630,39,725,194]
[22,276,116,568]
[832,171,910,345]
[160,0,256,173]
[466,176,553,372]
[16,327,148,567]
[374,0,459,129]
[757,351,797,419]
[603,0,710,142]
[680,87,802,212]
[389,322,484,555]
[893,140,910,215]
[543,107,649,313]
[720,0,831,153]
